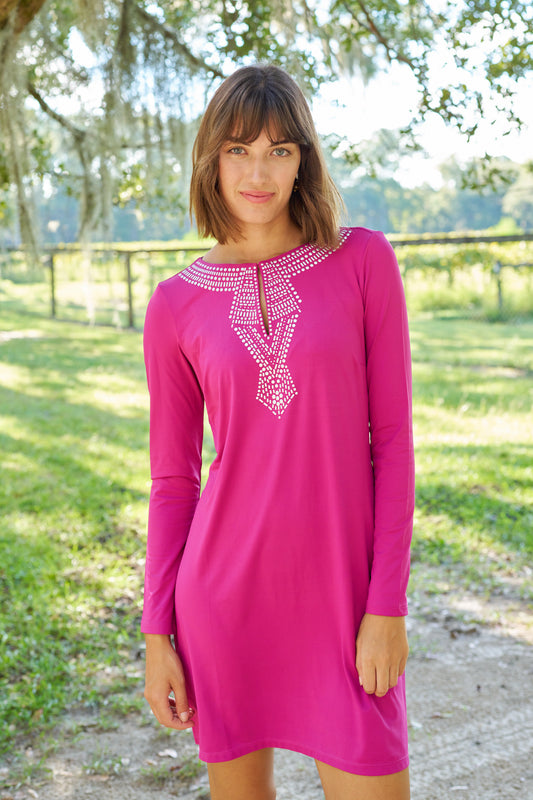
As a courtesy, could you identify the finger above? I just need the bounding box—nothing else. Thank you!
[358,663,377,695]
[398,652,408,676]
[355,653,366,690]
[169,697,195,719]
[375,664,390,697]
[388,664,400,690]
[145,688,192,730]
[168,696,195,729]
[146,693,183,728]
[170,680,195,726]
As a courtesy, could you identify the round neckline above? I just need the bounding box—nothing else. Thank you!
[196,239,315,269]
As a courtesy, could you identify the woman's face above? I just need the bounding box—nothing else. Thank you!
[217,129,301,231]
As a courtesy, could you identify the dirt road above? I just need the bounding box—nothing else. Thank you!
[2,586,532,800]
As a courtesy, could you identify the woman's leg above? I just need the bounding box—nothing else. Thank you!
[207,748,276,800]
[316,761,410,800]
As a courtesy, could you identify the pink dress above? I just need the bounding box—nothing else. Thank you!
[141,227,415,776]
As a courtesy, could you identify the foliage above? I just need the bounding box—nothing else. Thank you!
[339,166,509,234]
[396,237,533,274]
[1,151,530,246]
[0,0,532,249]
[503,163,533,230]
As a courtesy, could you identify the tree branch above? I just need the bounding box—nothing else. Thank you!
[27,80,86,142]
[134,4,224,78]
[0,0,47,34]
[26,82,103,241]
[0,0,18,26]
[348,0,416,69]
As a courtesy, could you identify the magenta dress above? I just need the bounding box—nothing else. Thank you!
[141,227,415,776]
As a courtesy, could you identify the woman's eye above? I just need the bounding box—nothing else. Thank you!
[228,146,246,155]
[273,147,290,157]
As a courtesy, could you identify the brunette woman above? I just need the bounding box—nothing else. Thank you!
[142,64,414,800]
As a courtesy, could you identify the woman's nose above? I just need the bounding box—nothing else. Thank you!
[247,156,268,182]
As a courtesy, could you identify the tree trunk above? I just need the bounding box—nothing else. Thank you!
[0,19,39,262]
[0,0,47,33]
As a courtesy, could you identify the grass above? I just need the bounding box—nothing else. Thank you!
[0,304,532,765]
[139,752,206,788]
[0,311,151,760]
[83,745,127,776]
[410,314,533,596]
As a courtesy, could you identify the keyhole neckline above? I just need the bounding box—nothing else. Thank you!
[256,264,270,336]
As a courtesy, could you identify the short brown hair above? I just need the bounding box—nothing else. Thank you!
[190,64,344,249]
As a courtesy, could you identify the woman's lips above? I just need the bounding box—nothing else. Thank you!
[240,191,275,204]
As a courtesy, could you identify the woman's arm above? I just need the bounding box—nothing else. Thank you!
[361,230,415,616]
[356,231,415,694]
[141,284,204,722]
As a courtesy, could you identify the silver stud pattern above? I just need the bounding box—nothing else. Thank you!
[178,229,350,418]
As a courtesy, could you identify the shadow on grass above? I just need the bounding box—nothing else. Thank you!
[0,422,146,526]
[410,316,533,414]
[413,363,532,414]
[415,441,533,562]
[0,321,150,753]
[410,315,533,369]
[0,318,144,381]
[0,412,147,745]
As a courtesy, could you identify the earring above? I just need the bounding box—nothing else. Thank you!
[293,175,300,193]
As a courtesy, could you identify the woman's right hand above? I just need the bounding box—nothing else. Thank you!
[144,634,195,729]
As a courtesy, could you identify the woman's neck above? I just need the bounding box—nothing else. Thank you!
[207,221,305,265]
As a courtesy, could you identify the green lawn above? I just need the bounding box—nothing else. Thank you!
[410,315,533,589]
[0,307,532,757]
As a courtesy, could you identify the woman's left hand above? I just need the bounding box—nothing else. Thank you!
[355,614,409,697]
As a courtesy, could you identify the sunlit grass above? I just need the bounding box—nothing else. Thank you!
[0,307,532,759]
[410,315,533,594]
[0,312,149,756]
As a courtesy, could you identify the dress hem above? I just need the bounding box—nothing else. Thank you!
[197,738,409,777]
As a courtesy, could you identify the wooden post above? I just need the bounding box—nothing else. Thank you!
[125,252,134,328]
[493,260,503,312]
[48,253,56,318]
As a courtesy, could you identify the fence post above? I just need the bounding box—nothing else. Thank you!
[493,260,503,312]
[48,253,56,318]
[124,252,134,328]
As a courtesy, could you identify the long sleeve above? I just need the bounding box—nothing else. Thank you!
[141,284,204,634]
[361,232,415,616]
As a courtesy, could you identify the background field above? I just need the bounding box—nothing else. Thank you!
[2,235,533,327]
[1,264,532,771]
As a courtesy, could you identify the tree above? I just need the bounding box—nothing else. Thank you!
[0,0,47,33]
[1,0,532,251]
[503,164,533,230]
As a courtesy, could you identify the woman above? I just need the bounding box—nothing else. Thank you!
[142,64,415,800]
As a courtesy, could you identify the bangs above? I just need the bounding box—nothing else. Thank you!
[191,64,344,248]
[222,87,310,147]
